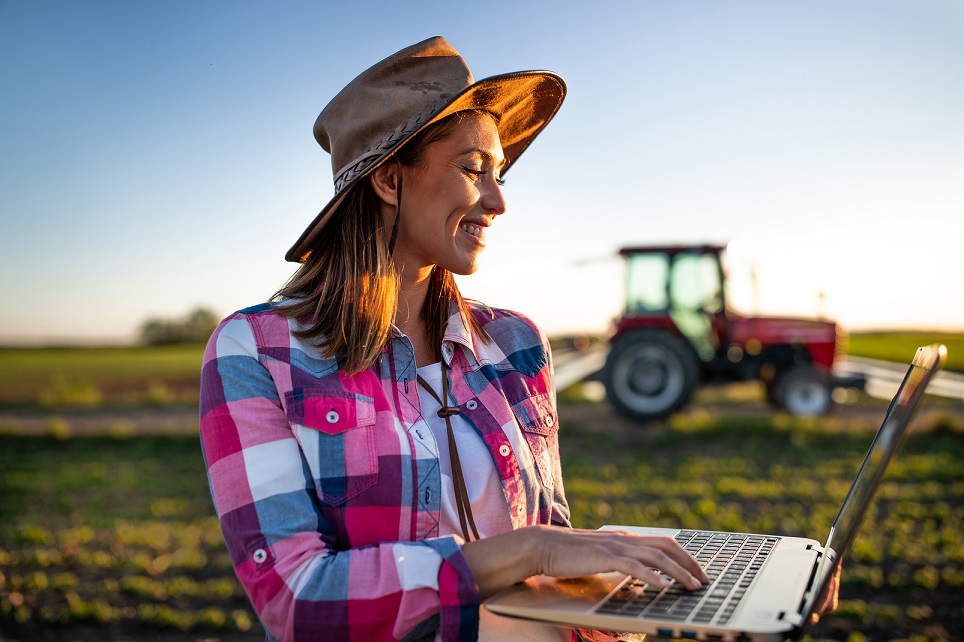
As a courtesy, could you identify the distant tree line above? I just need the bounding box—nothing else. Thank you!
[139,307,219,345]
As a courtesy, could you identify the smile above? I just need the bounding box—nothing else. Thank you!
[460,223,484,238]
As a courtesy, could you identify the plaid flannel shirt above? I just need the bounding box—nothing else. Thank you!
[199,300,572,641]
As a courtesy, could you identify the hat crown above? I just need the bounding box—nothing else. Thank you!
[315,37,473,190]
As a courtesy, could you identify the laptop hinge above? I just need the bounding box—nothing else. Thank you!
[806,544,826,555]
[795,545,828,624]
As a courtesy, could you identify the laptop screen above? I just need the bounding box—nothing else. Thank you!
[805,344,946,619]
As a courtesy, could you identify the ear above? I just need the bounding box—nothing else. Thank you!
[370,161,399,207]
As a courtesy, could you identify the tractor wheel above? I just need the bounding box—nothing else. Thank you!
[604,331,698,421]
[773,365,832,416]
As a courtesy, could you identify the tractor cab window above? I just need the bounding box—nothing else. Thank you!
[669,252,723,360]
[624,251,722,315]
[621,250,723,361]
[625,253,670,312]
[669,253,723,315]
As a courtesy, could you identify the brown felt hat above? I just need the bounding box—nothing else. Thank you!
[285,36,567,262]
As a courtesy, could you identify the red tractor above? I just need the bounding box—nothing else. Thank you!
[602,244,864,421]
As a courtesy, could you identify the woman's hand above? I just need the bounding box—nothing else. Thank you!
[461,525,709,600]
[808,565,841,625]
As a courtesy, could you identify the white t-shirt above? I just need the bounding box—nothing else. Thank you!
[415,362,569,642]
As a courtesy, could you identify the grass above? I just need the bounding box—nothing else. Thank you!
[0,433,259,640]
[847,332,964,372]
[0,404,962,640]
[0,345,205,408]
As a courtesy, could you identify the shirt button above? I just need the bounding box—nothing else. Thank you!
[253,548,268,564]
[545,415,555,427]
[515,504,524,516]
[466,400,478,411]
[499,444,511,457]
[326,410,339,424]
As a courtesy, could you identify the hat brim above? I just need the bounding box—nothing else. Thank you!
[285,70,566,263]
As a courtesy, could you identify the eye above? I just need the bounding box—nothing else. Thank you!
[462,167,506,186]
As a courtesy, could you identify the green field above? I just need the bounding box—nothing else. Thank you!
[847,332,964,370]
[0,433,256,640]
[1,331,961,409]
[1,405,962,640]
[0,345,205,408]
[0,332,962,640]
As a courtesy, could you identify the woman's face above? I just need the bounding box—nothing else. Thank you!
[391,112,507,278]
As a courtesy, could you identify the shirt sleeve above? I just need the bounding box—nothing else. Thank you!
[199,312,480,641]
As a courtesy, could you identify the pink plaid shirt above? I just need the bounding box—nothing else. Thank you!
[199,301,571,641]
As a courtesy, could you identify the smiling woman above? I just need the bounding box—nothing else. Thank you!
[198,37,709,642]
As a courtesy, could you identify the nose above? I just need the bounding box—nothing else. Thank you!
[481,176,507,216]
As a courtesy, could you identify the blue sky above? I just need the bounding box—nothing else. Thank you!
[1,1,962,344]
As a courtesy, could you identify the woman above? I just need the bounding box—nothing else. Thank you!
[200,37,763,641]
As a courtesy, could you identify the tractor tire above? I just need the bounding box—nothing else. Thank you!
[603,330,698,421]
[773,365,832,417]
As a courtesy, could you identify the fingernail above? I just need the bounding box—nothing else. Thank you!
[657,576,672,587]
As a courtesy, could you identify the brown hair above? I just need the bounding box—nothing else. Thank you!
[273,112,491,373]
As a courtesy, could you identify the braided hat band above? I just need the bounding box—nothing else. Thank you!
[285,36,566,263]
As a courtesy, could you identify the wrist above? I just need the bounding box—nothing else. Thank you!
[521,524,549,577]
[462,526,545,599]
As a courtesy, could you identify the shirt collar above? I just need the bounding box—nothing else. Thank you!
[441,299,479,366]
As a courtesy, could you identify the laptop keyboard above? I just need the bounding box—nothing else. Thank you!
[595,530,779,624]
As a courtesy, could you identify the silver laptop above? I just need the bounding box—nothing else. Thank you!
[486,344,947,641]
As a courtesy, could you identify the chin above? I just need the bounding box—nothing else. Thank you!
[449,266,479,277]
[444,260,482,276]
[441,254,483,277]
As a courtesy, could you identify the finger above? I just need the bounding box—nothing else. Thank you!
[610,535,709,586]
[539,529,709,589]
[633,536,710,583]
[617,547,705,590]
[601,532,706,577]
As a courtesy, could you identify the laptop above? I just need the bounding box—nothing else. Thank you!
[486,344,947,641]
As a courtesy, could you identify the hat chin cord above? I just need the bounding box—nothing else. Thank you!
[387,156,403,257]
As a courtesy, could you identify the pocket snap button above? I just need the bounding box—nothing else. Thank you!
[326,410,339,424]
[545,415,554,427]
[253,548,268,564]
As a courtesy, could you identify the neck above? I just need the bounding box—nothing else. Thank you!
[395,263,436,365]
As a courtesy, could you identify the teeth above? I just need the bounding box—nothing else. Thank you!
[460,223,482,237]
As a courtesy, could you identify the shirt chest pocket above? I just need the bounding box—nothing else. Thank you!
[511,393,559,489]
[285,388,379,506]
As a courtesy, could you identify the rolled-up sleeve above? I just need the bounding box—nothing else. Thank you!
[199,312,480,641]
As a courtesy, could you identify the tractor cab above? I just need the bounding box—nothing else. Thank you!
[621,244,726,363]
